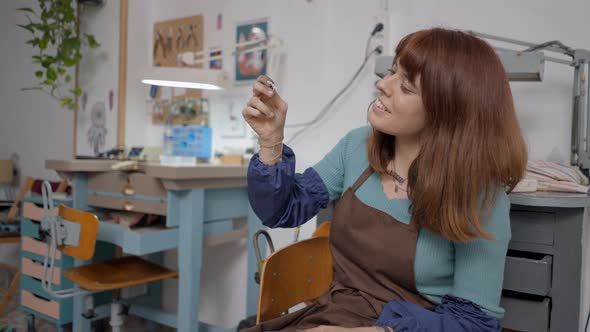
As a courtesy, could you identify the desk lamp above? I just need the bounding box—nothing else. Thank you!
[374,31,590,171]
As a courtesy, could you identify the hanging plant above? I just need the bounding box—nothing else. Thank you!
[17,0,100,110]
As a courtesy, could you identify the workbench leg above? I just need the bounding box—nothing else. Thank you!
[146,252,164,332]
[247,206,263,317]
[72,174,92,332]
[175,189,204,332]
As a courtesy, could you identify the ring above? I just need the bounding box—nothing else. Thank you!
[266,80,277,91]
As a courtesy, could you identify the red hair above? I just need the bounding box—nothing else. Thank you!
[368,28,527,242]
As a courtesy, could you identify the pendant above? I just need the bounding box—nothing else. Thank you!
[394,183,398,193]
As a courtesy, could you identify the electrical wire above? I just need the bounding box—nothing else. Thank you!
[289,26,384,242]
[286,46,381,145]
[285,25,383,130]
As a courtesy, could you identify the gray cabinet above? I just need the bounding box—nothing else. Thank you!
[501,192,589,332]
[317,192,589,332]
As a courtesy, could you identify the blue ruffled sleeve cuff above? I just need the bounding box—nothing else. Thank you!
[247,144,329,228]
[375,295,501,332]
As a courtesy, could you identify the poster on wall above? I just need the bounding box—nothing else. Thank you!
[235,18,269,83]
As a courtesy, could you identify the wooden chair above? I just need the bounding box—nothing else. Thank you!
[256,222,333,323]
[40,203,178,330]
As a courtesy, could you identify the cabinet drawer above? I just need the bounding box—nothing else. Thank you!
[22,236,62,260]
[501,296,550,332]
[510,210,555,246]
[21,290,60,320]
[88,172,166,198]
[21,218,41,240]
[22,257,60,285]
[87,194,166,216]
[22,202,57,222]
[504,252,552,296]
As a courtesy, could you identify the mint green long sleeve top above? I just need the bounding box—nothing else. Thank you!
[248,126,511,319]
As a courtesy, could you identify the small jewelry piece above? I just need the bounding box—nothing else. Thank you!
[258,140,283,164]
[266,80,277,92]
[390,160,406,193]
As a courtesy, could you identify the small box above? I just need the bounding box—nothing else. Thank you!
[221,155,244,165]
[171,125,212,160]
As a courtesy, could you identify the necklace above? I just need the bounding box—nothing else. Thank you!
[389,161,406,193]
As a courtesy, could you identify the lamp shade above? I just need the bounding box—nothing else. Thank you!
[141,66,227,90]
[497,51,545,82]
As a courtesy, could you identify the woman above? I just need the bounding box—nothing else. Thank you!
[242,28,527,332]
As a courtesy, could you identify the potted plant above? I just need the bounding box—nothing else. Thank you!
[17,0,100,110]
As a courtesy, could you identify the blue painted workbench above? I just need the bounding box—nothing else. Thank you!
[46,159,261,332]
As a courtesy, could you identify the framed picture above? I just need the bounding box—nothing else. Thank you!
[235,18,269,83]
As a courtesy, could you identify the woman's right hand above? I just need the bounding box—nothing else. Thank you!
[243,75,288,144]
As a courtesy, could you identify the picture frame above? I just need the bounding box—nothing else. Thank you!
[235,18,269,83]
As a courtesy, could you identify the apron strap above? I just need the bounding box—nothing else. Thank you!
[351,166,374,193]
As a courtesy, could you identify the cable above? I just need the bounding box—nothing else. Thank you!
[285,23,384,130]
[286,45,381,145]
[585,306,589,332]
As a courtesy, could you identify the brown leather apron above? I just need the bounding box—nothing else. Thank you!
[244,167,435,332]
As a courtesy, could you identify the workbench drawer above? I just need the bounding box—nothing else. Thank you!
[22,257,61,285]
[88,172,166,198]
[509,210,555,246]
[88,194,167,216]
[22,201,57,222]
[22,236,62,260]
[503,252,552,296]
[501,296,550,332]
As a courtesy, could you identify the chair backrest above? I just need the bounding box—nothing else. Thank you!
[256,222,333,323]
[57,205,99,261]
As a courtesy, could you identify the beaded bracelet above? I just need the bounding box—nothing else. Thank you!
[258,141,283,164]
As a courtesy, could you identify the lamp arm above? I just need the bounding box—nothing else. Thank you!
[523,40,575,58]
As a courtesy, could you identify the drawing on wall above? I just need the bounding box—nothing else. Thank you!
[221,100,247,137]
[235,18,268,82]
[82,92,88,112]
[87,101,108,155]
[109,89,114,111]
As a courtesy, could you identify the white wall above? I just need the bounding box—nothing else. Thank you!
[388,1,590,330]
[125,0,391,326]
[0,1,74,185]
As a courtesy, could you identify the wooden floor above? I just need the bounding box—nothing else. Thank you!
[0,297,172,332]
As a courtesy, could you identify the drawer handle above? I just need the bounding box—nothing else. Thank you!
[123,202,134,211]
[122,185,135,196]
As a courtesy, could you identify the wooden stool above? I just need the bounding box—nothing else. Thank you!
[43,204,178,331]
[63,256,177,291]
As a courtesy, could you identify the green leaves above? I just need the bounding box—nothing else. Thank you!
[85,34,100,49]
[17,0,100,111]
[16,7,35,14]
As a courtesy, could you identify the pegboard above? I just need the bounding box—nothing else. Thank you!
[151,14,205,124]
[153,14,204,68]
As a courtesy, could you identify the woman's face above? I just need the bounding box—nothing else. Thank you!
[368,61,426,139]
